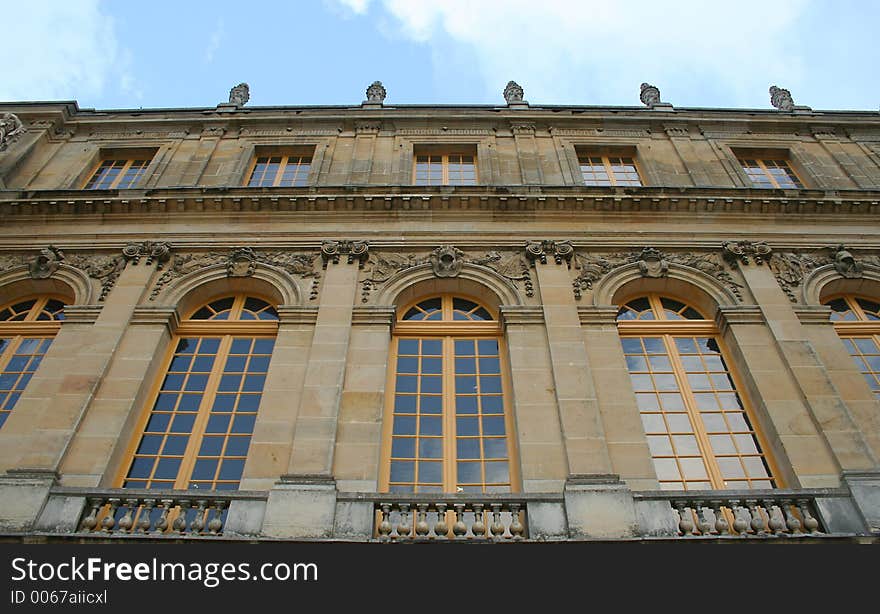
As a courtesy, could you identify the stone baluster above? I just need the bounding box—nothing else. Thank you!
[729,500,750,536]
[452,504,467,539]
[117,499,138,533]
[415,504,430,539]
[80,498,102,532]
[377,504,392,542]
[710,500,730,535]
[138,499,155,533]
[101,498,120,533]
[190,500,207,534]
[155,499,173,534]
[781,499,802,534]
[797,499,820,534]
[764,500,786,535]
[746,499,767,536]
[471,503,486,538]
[489,503,505,541]
[396,503,411,539]
[673,500,695,536]
[693,500,712,536]
[173,501,191,534]
[208,501,225,535]
[434,503,449,539]
[509,504,524,540]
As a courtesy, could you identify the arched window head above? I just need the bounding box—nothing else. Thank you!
[384,294,516,495]
[825,295,880,322]
[120,293,278,492]
[0,295,67,428]
[401,296,494,322]
[617,294,705,321]
[823,294,880,399]
[188,295,278,321]
[616,293,777,491]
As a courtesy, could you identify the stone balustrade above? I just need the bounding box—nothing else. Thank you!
[634,489,835,538]
[371,495,528,541]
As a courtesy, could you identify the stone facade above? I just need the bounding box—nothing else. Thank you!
[0,95,878,542]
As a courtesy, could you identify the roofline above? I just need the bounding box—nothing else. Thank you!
[1,100,879,117]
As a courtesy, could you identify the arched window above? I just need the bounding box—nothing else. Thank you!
[119,295,277,490]
[824,294,880,399]
[382,295,517,493]
[0,296,66,428]
[617,294,777,490]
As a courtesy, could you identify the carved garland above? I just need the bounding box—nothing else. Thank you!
[150,247,319,301]
[359,245,532,304]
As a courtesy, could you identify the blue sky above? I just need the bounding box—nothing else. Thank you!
[3,0,879,111]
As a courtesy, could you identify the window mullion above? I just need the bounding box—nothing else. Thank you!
[663,334,725,489]
[173,335,233,489]
[0,335,23,373]
[442,336,456,492]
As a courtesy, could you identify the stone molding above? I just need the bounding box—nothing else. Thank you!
[499,305,544,326]
[525,240,574,266]
[793,305,834,325]
[130,306,180,332]
[576,305,619,326]
[60,305,104,324]
[276,306,320,325]
[351,306,395,327]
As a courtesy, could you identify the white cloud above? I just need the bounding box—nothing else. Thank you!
[204,19,225,64]
[0,1,131,102]
[335,0,811,107]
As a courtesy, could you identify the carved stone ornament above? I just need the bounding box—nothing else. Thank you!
[430,245,465,278]
[63,252,130,302]
[321,240,369,267]
[227,247,258,277]
[769,85,794,112]
[722,240,772,265]
[572,249,744,302]
[150,248,318,300]
[503,81,525,104]
[0,113,27,152]
[639,83,662,107]
[28,245,64,279]
[365,81,386,104]
[360,248,533,303]
[637,247,669,278]
[122,241,172,268]
[525,240,574,266]
[228,83,250,106]
[832,244,863,278]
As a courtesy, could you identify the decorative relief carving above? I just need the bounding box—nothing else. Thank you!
[122,241,172,267]
[321,240,369,267]
[510,122,536,135]
[355,121,382,135]
[572,249,744,302]
[150,248,318,301]
[832,244,863,278]
[430,245,465,278]
[228,83,250,106]
[87,130,188,140]
[365,81,387,104]
[0,113,27,152]
[525,240,574,266]
[396,129,490,136]
[359,247,532,303]
[722,240,772,266]
[769,85,794,111]
[547,128,650,138]
[767,245,869,302]
[28,245,64,279]
[65,253,128,302]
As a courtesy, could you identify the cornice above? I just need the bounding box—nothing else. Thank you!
[1,186,878,219]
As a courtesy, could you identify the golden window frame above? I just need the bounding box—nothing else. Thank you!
[617,293,781,491]
[244,150,314,187]
[379,294,519,494]
[823,293,880,399]
[412,147,478,186]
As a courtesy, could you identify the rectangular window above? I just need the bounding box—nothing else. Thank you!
[84,158,151,189]
[578,154,642,186]
[247,154,312,187]
[738,158,804,189]
[413,149,477,185]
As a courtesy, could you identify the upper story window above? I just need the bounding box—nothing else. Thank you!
[120,294,278,491]
[577,152,642,186]
[824,294,880,399]
[247,153,312,187]
[0,296,66,428]
[84,158,151,190]
[617,294,777,491]
[413,147,477,186]
[737,157,804,189]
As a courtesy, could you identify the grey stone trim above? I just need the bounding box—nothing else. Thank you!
[276,306,319,325]
[351,306,395,327]
[715,305,765,331]
[793,305,834,325]
[130,306,179,332]
[577,306,619,326]
[499,305,544,326]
